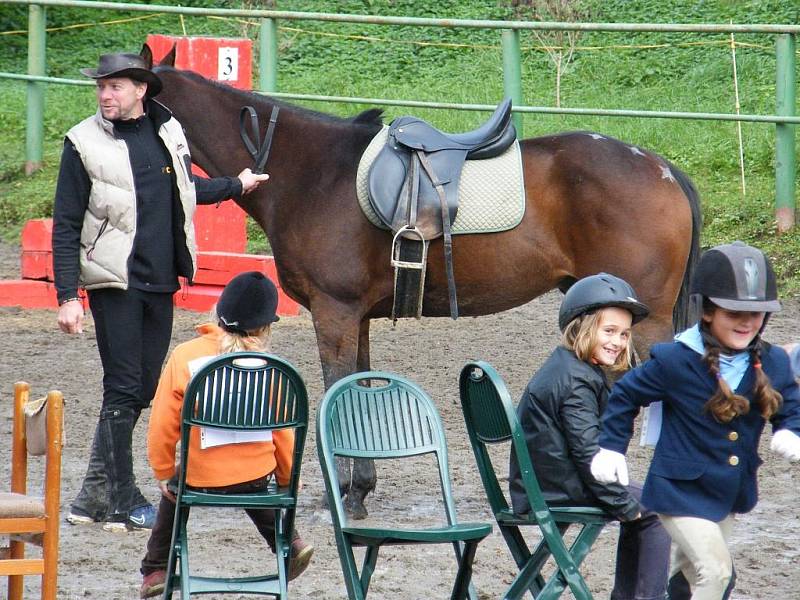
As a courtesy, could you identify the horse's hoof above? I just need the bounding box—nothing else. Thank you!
[344,496,368,520]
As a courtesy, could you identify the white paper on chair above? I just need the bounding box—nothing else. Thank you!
[639,401,663,447]
[200,427,272,449]
[188,355,273,450]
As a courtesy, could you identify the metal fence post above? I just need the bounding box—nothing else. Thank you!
[775,33,796,231]
[25,3,46,175]
[501,28,523,136]
[259,17,278,92]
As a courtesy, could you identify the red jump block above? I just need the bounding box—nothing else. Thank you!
[146,34,253,91]
[21,251,53,281]
[19,218,55,280]
[195,251,278,286]
[191,164,247,254]
[194,203,247,253]
[21,218,53,252]
[174,281,301,317]
[0,280,59,309]
[174,283,222,313]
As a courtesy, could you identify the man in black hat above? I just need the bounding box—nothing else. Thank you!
[53,50,269,532]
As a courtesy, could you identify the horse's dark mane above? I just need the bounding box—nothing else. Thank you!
[154,65,384,130]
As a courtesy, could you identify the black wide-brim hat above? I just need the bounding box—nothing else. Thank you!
[80,53,162,97]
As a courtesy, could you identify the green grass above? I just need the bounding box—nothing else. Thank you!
[1,0,800,292]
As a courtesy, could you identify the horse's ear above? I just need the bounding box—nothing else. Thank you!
[353,108,384,126]
[140,43,154,69]
[160,45,177,67]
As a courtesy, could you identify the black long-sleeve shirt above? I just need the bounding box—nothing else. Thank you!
[53,106,242,303]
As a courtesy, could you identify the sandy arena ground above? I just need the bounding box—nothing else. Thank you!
[0,239,798,599]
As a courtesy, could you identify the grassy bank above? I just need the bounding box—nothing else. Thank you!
[1,0,799,291]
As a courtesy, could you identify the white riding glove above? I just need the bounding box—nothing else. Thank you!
[590,448,630,486]
[770,429,800,461]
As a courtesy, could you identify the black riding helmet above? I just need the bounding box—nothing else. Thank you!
[558,273,650,332]
[690,241,781,313]
[217,271,280,335]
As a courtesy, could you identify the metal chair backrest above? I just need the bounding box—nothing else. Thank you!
[459,361,551,519]
[317,371,457,525]
[178,351,308,500]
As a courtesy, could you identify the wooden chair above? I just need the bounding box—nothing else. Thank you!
[458,362,613,600]
[163,352,308,599]
[316,371,492,600]
[0,382,64,600]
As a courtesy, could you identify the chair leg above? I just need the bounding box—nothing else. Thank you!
[275,512,289,600]
[335,532,368,600]
[8,539,23,600]
[42,529,59,600]
[163,505,190,599]
[449,540,482,600]
[162,529,179,597]
[505,541,554,600]
[500,525,546,599]
[450,541,479,600]
[359,545,379,595]
[561,523,605,600]
[536,523,604,600]
[178,515,191,598]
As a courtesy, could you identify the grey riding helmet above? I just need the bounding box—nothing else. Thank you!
[690,241,781,313]
[558,273,650,332]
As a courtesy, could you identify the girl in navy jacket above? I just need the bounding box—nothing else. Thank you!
[592,242,800,600]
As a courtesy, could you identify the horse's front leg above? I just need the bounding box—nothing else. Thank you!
[343,318,377,519]
[311,300,374,519]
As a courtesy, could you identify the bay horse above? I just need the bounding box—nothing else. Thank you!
[149,47,701,519]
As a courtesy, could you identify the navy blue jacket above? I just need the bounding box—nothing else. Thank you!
[599,341,800,521]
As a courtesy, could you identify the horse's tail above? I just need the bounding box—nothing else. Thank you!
[668,161,703,332]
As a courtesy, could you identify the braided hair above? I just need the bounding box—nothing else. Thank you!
[700,299,782,422]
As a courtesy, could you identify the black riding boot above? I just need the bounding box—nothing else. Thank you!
[70,422,109,521]
[98,406,149,522]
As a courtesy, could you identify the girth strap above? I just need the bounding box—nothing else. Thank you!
[417,151,458,320]
[239,105,280,174]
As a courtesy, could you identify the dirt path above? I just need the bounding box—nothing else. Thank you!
[0,239,797,599]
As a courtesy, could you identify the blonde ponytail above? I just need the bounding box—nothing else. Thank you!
[210,307,272,354]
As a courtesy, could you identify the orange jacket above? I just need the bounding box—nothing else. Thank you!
[147,323,295,487]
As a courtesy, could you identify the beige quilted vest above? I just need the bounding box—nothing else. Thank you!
[66,109,198,290]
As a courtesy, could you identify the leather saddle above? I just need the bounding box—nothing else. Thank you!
[367,98,516,240]
[365,99,517,321]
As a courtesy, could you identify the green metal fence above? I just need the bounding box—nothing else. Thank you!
[2,0,798,227]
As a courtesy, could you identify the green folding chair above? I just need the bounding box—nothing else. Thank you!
[316,371,492,600]
[458,361,614,600]
[162,351,308,599]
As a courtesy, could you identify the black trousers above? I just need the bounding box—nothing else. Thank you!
[89,287,174,413]
[71,288,174,519]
